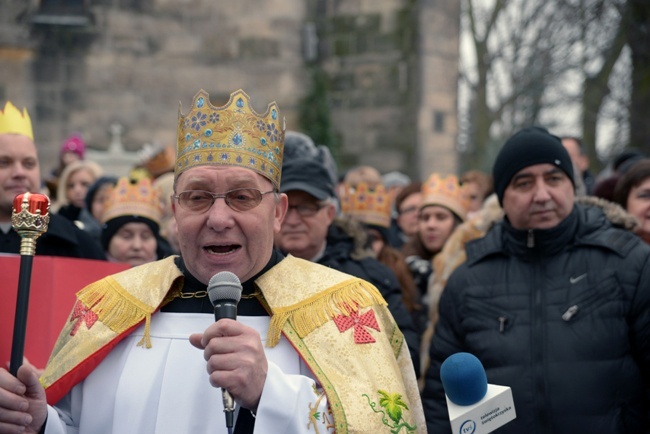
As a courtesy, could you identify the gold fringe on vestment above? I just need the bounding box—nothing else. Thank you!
[267,278,386,347]
[76,277,156,348]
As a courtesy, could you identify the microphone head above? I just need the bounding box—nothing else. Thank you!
[207,271,243,306]
[440,352,488,406]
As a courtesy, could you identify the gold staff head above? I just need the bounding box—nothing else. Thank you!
[11,192,50,256]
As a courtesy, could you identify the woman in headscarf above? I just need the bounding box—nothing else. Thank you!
[100,177,172,266]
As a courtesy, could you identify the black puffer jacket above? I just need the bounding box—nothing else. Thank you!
[317,219,421,373]
[423,203,650,434]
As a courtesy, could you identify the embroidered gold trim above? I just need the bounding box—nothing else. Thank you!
[267,278,385,347]
[77,276,157,348]
[281,323,346,434]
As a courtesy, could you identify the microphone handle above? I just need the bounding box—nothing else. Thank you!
[213,301,237,322]
[212,299,238,430]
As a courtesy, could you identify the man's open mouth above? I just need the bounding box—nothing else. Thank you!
[204,245,239,255]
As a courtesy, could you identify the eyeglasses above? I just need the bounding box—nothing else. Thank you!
[174,188,275,213]
[287,203,325,217]
[399,205,418,216]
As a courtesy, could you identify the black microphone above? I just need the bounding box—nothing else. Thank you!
[207,271,243,433]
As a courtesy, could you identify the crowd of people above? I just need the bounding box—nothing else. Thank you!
[0,90,648,434]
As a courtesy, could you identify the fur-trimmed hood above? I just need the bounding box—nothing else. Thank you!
[327,216,376,261]
[576,195,638,231]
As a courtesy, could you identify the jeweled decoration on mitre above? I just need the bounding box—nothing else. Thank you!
[421,173,471,222]
[176,89,285,189]
[340,182,392,228]
[0,101,33,140]
[101,177,163,225]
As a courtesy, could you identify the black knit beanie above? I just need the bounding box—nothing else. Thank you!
[101,215,160,251]
[492,126,574,205]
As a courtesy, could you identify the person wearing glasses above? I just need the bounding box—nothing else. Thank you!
[0,89,425,434]
[275,156,422,374]
[390,181,423,248]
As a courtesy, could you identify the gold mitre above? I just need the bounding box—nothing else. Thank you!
[421,173,471,222]
[340,182,392,228]
[0,101,33,140]
[176,89,285,189]
[101,177,163,225]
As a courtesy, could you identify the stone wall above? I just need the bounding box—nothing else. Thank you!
[318,0,418,175]
[1,0,308,176]
[0,0,459,181]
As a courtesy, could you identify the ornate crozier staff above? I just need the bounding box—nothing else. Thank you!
[9,192,50,376]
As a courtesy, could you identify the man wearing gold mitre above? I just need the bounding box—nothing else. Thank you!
[0,90,425,434]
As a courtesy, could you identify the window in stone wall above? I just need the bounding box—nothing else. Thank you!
[332,73,354,92]
[329,14,385,56]
[34,87,59,121]
[38,0,86,15]
[433,111,445,133]
[32,0,92,26]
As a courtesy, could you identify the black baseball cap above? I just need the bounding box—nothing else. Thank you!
[281,157,336,200]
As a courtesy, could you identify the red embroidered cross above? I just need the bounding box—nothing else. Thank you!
[69,300,98,336]
[333,307,380,344]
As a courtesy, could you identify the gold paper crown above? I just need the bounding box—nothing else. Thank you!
[340,182,392,228]
[421,173,471,222]
[146,145,175,177]
[101,177,163,225]
[176,89,285,189]
[0,101,33,140]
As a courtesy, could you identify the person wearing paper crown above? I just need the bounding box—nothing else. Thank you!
[0,101,105,259]
[339,181,426,353]
[0,90,425,434]
[338,181,421,315]
[401,173,470,302]
[99,177,173,266]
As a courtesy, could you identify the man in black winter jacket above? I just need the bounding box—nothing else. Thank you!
[275,156,421,373]
[423,126,650,434]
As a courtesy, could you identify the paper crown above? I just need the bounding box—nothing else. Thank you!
[340,182,392,228]
[140,143,175,178]
[421,173,471,222]
[101,177,163,225]
[0,101,33,140]
[176,89,285,189]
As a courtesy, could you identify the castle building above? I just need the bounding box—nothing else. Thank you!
[0,0,459,180]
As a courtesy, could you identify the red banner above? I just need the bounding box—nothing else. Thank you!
[0,255,129,369]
